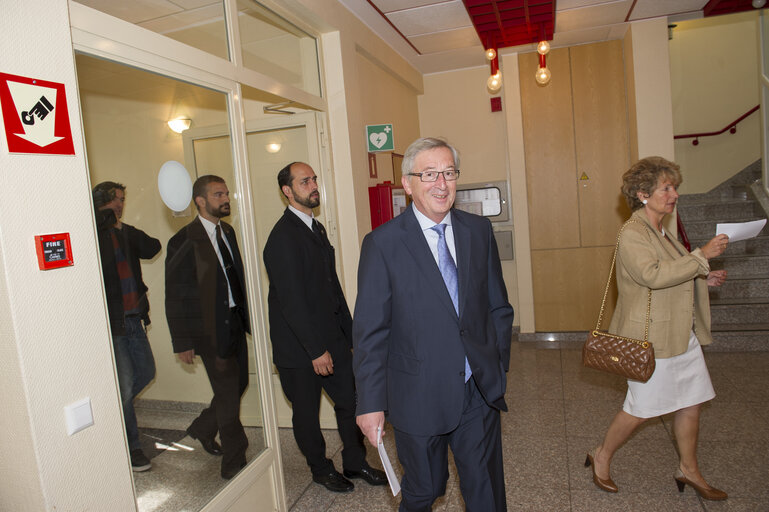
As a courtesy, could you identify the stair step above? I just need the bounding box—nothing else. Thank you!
[710,296,769,306]
[706,330,769,351]
[708,254,769,277]
[710,277,769,300]
[678,200,763,222]
[710,301,769,325]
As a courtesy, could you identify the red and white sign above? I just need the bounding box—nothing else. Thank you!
[0,72,75,155]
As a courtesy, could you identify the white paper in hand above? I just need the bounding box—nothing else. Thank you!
[716,219,767,243]
[377,426,400,496]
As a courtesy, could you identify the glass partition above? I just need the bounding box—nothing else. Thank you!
[236,0,321,96]
[74,0,229,60]
[76,53,266,512]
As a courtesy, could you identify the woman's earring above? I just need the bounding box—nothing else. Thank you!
[642,199,648,205]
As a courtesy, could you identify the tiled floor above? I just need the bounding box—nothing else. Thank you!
[133,340,769,511]
[283,341,769,511]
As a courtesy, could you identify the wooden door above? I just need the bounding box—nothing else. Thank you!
[520,40,630,331]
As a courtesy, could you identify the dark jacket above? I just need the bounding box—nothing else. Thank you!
[353,205,514,436]
[263,208,353,368]
[96,222,161,335]
[165,217,250,357]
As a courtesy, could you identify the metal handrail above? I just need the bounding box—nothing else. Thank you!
[674,105,759,146]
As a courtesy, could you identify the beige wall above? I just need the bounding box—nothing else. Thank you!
[0,2,136,510]
[670,11,761,194]
[417,66,521,323]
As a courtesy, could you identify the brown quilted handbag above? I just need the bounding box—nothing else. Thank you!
[582,220,655,382]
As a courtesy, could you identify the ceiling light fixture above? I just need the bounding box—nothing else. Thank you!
[167,118,191,133]
[486,45,502,94]
[535,40,552,85]
[752,0,766,8]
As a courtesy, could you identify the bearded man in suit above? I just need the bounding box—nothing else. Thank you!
[263,162,386,493]
[165,175,250,480]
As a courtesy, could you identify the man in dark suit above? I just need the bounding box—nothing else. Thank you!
[165,175,250,480]
[263,162,386,493]
[354,138,514,511]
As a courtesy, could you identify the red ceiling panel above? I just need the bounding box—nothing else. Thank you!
[463,0,555,49]
[704,0,765,16]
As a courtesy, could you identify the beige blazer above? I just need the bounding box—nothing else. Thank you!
[608,209,712,358]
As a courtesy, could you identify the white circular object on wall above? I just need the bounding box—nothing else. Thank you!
[158,160,192,212]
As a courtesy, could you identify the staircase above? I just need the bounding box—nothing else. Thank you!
[676,160,769,351]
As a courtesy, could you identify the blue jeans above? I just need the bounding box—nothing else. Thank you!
[113,316,156,451]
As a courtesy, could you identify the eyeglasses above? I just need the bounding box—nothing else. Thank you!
[406,169,460,182]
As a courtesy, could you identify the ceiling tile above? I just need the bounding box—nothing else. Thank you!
[371,0,451,13]
[77,0,183,24]
[629,0,708,20]
[410,26,481,54]
[551,24,615,46]
[555,0,632,32]
[557,0,621,10]
[386,0,471,36]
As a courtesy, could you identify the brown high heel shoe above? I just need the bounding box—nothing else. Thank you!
[585,448,618,493]
[674,468,727,501]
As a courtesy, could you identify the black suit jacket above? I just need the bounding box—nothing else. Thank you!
[263,208,353,368]
[353,205,514,436]
[165,216,249,357]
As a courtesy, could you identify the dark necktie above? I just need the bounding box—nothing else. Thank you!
[312,219,324,240]
[215,224,244,307]
[430,223,471,382]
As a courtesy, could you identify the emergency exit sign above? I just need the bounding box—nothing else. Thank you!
[366,124,394,152]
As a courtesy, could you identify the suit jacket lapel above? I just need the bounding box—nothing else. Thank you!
[284,207,323,248]
[399,206,459,321]
[452,210,471,319]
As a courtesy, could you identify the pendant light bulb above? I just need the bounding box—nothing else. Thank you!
[535,66,551,85]
[487,71,502,93]
[537,40,551,55]
[485,48,497,61]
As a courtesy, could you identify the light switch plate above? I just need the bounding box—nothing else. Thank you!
[64,397,93,436]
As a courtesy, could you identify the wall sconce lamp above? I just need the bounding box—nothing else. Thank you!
[535,40,551,85]
[167,118,191,133]
[486,46,502,94]
[265,142,282,153]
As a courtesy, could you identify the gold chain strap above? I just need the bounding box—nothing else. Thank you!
[595,219,652,343]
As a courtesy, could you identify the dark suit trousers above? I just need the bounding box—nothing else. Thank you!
[394,378,506,512]
[277,349,366,477]
[189,308,249,472]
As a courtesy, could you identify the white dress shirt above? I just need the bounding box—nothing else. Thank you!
[198,214,236,307]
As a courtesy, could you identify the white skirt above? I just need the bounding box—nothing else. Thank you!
[623,330,715,418]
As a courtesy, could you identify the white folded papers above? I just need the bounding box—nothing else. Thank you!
[377,426,400,496]
[716,219,767,243]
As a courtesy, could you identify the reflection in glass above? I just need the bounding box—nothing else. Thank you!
[237,0,321,96]
[74,0,229,60]
[76,53,265,511]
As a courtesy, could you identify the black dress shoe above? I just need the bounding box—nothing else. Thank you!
[221,460,246,480]
[343,465,388,486]
[312,470,354,493]
[186,428,223,456]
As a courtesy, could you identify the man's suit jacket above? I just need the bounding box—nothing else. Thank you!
[353,205,514,436]
[609,209,712,358]
[263,208,353,368]
[165,216,249,358]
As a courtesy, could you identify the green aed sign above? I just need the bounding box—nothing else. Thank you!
[366,124,394,152]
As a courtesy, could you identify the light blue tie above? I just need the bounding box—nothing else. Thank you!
[431,223,472,382]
